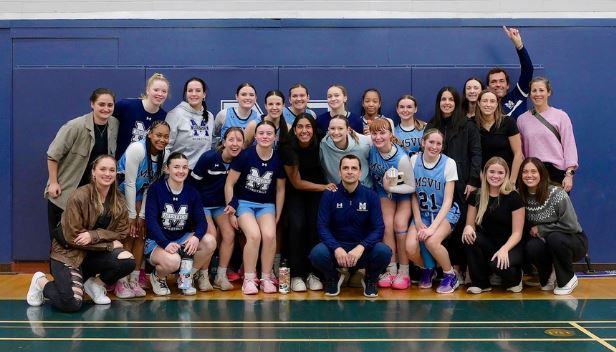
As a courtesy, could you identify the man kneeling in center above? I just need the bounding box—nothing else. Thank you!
[310,154,391,297]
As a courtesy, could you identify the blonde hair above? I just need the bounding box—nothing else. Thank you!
[368,118,402,146]
[141,73,170,100]
[420,128,445,152]
[89,155,126,219]
[475,157,514,225]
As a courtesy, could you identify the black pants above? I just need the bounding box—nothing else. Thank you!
[47,200,64,241]
[44,248,134,312]
[525,231,588,287]
[464,232,523,288]
[544,162,565,184]
[444,182,468,268]
[283,190,322,278]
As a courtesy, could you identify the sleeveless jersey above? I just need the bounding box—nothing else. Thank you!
[369,144,407,194]
[117,140,159,196]
[282,107,316,126]
[220,107,260,138]
[395,124,423,156]
[414,152,451,218]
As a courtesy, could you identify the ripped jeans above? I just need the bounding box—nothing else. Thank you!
[44,248,135,312]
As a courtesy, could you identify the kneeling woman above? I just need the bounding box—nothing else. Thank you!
[224,121,286,295]
[462,157,525,294]
[27,155,134,312]
[518,157,588,295]
[145,152,216,295]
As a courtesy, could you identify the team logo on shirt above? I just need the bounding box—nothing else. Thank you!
[358,202,367,211]
[336,203,343,209]
[161,204,189,231]
[131,121,147,143]
[245,168,273,194]
[504,99,515,110]
[190,119,210,139]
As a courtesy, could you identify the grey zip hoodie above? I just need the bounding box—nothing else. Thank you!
[319,132,372,188]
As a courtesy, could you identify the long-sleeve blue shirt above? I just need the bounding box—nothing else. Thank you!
[145,179,206,249]
[502,46,534,120]
[317,183,384,252]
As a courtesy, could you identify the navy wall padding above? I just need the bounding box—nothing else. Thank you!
[3,19,616,263]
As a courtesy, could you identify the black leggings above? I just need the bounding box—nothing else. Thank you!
[47,200,64,241]
[283,190,322,277]
[44,248,134,312]
[464,232,524,288]
[525,231,588,287]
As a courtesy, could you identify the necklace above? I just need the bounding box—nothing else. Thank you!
[94,123,108,139]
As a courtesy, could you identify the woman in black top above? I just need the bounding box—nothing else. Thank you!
[279,113,337,292]
[462,157,525,293]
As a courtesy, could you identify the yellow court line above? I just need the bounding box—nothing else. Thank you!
[570,322,616,352]
[0,337,597,342]
[2,320,616,325]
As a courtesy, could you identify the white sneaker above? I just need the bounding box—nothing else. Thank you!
[306,273,323,291]
[466,286,492,294]
[554,275,578,295]
[196,272,213,292]
[149,271,171,296]
[541,271,557,291]
[27,272,46,306]
[506,280,523,293]
[291,277,307,292]
[213,274,234,291]
[84,278,111,305]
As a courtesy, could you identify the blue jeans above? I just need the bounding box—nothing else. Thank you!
[309,242,392,283]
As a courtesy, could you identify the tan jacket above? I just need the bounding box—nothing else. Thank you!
[51,184,129,268]
[45,112,119,209]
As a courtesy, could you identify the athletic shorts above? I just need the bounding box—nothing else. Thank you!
[236,200,275,219]
[203,206,225,219]
[411,202,461,230]
[144,232,192,264]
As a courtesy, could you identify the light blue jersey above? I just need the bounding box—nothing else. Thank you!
[282,107,316,126]
[369,144,408,196]
[414,152,451,219]
[117,140,159,200]
[220,107,260,138]
[395,124,423,156]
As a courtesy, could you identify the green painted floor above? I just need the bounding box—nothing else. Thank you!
[2,299,616,351]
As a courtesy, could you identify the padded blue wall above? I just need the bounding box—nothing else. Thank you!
[3,19,615,262]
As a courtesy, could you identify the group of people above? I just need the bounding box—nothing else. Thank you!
[25,26,586,312]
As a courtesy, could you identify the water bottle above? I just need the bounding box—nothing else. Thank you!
[178,249,194,290]
[278,259,290,294]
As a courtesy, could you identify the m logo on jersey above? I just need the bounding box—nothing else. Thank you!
[190,119,210,138]
[161,204,189,231]
[336,202,343,209]
[358,202,367,211]
[245,168,273,194]
[131,121,147,143]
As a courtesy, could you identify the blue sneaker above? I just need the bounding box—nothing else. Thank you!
[436,272,459,294]
[324,272,346,296]
[419,268,435,289]
[361,279,378,298]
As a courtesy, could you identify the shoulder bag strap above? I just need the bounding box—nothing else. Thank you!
[531,109,561,142]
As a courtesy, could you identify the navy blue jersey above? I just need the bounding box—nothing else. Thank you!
[501,47,533,120]
[190,149,231,208]
[145,179,206,249]
[230,146,285,204]
[316,111,363,134]
[114,99,167,157]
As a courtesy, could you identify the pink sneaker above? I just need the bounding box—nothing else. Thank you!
[138,270,150,289]
[269,272,279,286]
[260,277,277,294]
[242,278,259,295]
[130,281,146,297]
[377,273,393,288]
[391,274,411,290]
[114,280,136,299]
[226,269,241,282]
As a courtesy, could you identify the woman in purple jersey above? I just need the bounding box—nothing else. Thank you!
[224,121,286,295]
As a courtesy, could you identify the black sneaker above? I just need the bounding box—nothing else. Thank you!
[362,279,378,298]
[324,273,345,296]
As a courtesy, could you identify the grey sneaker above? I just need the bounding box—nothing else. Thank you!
[149,271,171,296]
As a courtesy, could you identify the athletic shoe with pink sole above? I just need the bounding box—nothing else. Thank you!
[391,273,411,290]
[260,278,277,294]
[242,278,259,295]
[377,273,394,288]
